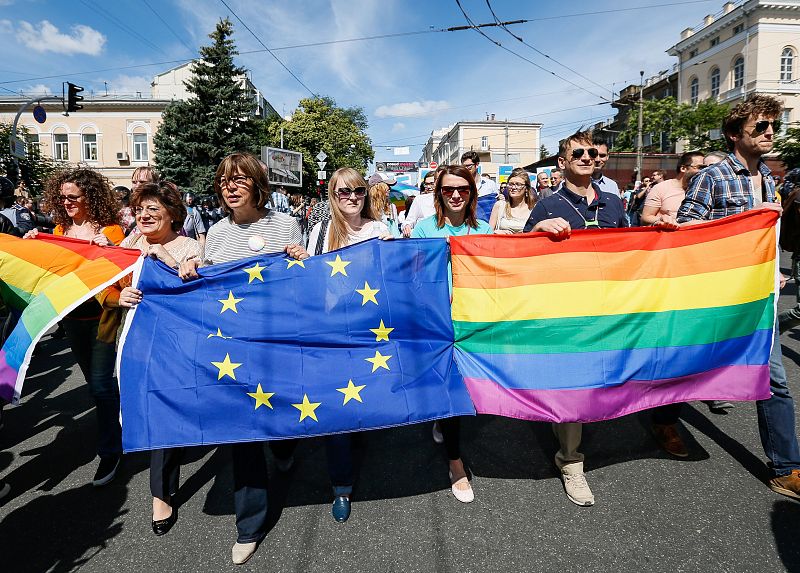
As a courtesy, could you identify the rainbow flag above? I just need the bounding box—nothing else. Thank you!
[450,210,777,423]
[0,234,140,403]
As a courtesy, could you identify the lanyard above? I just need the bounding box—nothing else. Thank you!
[557,193,601,228]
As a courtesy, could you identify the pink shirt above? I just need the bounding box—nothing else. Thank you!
[644,178,685,215]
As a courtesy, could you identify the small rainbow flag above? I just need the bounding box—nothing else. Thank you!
[450,210,777,423]
[0,234,140,403]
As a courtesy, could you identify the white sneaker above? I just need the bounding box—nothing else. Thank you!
[560,462,594,506]
[232,541,258,565]
[432,421,444,444]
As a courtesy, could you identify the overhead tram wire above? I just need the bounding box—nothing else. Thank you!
[142,0,196,56]
[79,0,167,56]
[454,0,611,103]
[484,0,613,97]
[218,0,316,97]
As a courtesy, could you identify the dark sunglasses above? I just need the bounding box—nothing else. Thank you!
[753,120,781,134]
[571,147,599,160]
[441,185,471,197]
[336,187,366,199]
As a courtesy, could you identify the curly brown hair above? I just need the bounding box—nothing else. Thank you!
[723,94,783,151]
[43,168,121,229]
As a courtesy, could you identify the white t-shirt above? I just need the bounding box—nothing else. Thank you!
[403,193,436,228]
[307,219,388,255]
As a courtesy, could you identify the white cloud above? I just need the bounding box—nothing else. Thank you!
[391,122,405,133]
[16,20,106,55]
[0,19,12,34]
[106,74,152,96]
[0,1,15,6]
[24,84,52,95]
[375,100,451,118]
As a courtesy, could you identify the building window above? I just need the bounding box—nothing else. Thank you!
[490,152,519,163]
[689,49,698,58]
[781,109,791,136]
[710,36,720,47]
[480,136,488,151]
[53,133,69,161]
[24,133,39,151]
[710,67,720,98]
[781,47,795,82]
[733,23,744,35]
[690,77,699,105]
[733,56,744,88]
[133,133,148,161]
[82,133,97,161]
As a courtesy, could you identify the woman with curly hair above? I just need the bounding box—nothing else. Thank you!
[26,167,125,487]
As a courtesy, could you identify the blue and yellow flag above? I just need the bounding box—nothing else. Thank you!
[119,238,473,451]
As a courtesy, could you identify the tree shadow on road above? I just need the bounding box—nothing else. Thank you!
[771,499,800,573]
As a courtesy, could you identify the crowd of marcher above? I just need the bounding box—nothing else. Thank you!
[0,93,798,565]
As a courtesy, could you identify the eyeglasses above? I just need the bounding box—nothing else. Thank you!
[461,162,477,170]
[336,187,366,199]
[507,183,526,189]
[423,182,434,188]
[441,185,471,197]
[570,148,599,160]
[59,193,84,203]
[217,175,251,187]
[752,120,781,134]
[133,205,163,216]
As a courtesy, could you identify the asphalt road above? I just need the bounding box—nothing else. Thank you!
[1,257,800,573]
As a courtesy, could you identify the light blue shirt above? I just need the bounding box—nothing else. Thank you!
[412,215,492,238]
[592,174,620,197]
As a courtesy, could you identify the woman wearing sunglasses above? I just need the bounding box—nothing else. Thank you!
[412,164,491,504]
[178,151,303,565]
[488,168,536,234]
[25,168,126,488]
[289,168,388,524]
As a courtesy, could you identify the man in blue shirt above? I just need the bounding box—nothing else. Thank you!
[522,129,630,507]
[678,93,800,500]
[590,137,620,197]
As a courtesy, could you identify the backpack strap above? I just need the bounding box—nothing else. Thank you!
[314,219,329,256]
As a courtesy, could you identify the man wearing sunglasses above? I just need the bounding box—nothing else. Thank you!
[522,129,627,507]
[678,93,800,501]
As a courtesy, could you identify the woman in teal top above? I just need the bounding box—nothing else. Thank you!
[412,164,491,503]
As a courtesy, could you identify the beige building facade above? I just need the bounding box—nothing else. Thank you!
[420,118,543,178]
[1,96,170,188]
[667,0,799,129]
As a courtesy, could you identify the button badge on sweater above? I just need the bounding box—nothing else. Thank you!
[248,235,266,252]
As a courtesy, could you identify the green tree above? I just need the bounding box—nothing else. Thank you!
[539,144,549,159]
[0,122,61,196]
[154,19,270,195]
[267,97,374,194]
[616,96,728,153]
[775,126,800,170]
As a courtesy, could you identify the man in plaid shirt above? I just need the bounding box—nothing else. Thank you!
[677,94,800,500]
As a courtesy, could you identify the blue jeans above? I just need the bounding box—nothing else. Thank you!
[326,434,354,497]
[62,318,121,458]
[757,326,800,477]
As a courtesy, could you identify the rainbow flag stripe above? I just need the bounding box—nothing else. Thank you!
[0,234,140,403]
[450,210,777,423]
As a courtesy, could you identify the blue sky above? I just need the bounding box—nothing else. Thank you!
[1,0,727,163]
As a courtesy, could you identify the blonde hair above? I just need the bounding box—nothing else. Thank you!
[327,167,374,251]
[504,168,535,218]
[369,181,391,220]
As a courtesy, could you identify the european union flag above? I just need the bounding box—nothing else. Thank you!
[119,238,474,451]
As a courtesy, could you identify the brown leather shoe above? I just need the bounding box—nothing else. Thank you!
[652,423,689,458]
[768,470,800,500]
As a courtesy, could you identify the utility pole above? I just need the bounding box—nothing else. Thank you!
[504,120,509,163]
[635,70,644,184]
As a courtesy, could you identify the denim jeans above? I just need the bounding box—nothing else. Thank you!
[326,434,354,496]
[757,325,800,477]
[62,318,121,458]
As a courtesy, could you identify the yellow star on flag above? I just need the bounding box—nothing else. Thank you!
[246,384,275,410]
[287,258,305,269]
[211,353,242,380]
[337,379,366,405]
[243,262,266,283]
[292,394,321,422]
[365,349,392,372]
[355,281,380,305]
[207,328,232,339]
[219,291,243,314]
[369,320,394,342]
[326,254,351,277]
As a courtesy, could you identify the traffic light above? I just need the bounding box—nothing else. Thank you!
[65,82,84,113]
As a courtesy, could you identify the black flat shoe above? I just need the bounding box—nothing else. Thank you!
[152,507,177,536]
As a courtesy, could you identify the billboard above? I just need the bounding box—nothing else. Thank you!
[376,161,418,172]
[497,164,514,184]
[261,147,303,187]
